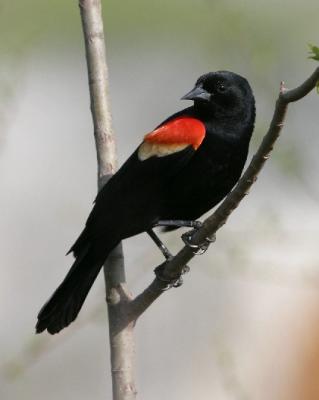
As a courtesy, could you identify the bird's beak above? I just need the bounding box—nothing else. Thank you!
[181,86,211,101]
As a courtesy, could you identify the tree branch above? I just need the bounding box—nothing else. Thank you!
[79,1,136,399]
[130,66,319,319]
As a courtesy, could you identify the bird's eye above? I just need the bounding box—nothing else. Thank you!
[217,84,226,93]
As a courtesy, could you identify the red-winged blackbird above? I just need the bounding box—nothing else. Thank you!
[36,71,255,334]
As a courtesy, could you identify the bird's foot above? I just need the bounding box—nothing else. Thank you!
[181,228,216,255]
[154,260,190,290]
[156,219,203,229]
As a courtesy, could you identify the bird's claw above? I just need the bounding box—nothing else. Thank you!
[181,229,216,255]
[154,260,190,290]
[172,264,191,287]
[192,220,203,229]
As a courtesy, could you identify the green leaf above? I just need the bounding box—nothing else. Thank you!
[308,43,319,61]
[308,44,319,94]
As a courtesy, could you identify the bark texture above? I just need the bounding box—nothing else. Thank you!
[79,1,136,399]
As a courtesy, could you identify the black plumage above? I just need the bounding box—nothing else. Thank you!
[36,71,255,334]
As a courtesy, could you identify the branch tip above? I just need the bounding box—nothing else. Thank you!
[280,81,286,94]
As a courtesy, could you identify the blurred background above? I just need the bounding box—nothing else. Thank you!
[1,1,319,399]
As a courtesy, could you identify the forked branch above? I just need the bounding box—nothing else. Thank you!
[79,1,135,400]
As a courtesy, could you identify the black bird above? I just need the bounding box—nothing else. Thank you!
[36,71,255,334]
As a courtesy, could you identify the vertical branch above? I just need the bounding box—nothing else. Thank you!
[79,0,116,184]
[79,1,137,399]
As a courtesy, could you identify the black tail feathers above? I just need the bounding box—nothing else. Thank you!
[36,243,111,335]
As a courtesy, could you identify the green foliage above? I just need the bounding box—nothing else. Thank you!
[308,44,319,61]
[308,44,319,93]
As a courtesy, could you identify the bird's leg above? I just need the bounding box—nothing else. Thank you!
[156,220,203,229]
[181,229,216,255]
[147,229,172,260]
[147,229,190,289]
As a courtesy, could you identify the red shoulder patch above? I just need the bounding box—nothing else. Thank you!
[138,117,206,161]
[144,117,206,150]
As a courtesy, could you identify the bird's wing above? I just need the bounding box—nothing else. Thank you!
[137,116,205,160]
[69,116,206,254]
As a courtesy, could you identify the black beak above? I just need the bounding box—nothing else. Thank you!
[181,86,211,102]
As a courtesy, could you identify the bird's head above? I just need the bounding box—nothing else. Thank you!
[181,71,255,119]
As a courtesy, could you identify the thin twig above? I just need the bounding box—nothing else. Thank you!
[130,67,319,319]
[79,1,136,399]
